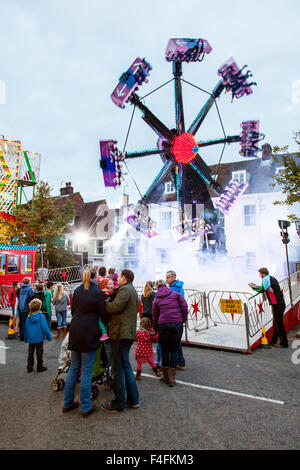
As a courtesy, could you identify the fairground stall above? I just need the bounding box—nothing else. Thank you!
[0,244,39,286]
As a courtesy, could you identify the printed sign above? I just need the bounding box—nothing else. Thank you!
[219,298,243,314]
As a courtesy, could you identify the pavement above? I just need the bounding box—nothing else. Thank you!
[0,321,300,451]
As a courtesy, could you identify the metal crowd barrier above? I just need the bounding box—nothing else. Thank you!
[1,270,299,352]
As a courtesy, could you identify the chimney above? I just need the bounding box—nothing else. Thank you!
[261,143,272,161]
[60,182,74,196]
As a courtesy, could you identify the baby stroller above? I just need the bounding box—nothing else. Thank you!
[51,333,112,397]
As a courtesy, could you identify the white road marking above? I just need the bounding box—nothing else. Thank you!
[139,373,285,405]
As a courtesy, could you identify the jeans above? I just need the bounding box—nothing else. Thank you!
[56,310,67,328]
[155,342,162,365]
[63,349,97,413]
[43,312,52,331]
[110,339,139,411]
[158,322,183,369]
[27,342,43,371]
[156,330,185,367]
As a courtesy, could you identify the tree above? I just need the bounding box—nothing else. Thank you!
[0,181,77,267]
[271,132,300,223]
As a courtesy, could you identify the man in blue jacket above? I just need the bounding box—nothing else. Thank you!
[19,277,35,341]
[166,270,186,370]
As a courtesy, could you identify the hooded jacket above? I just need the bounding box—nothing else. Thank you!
[152,286,188,331]
[19,284,35,313]
[169,280,185,298]
[24,312,52,343]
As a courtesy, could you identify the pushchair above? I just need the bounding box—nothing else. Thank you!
[51,333,112,398]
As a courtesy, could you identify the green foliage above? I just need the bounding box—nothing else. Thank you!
[13,181,77,267]
[271,132,300,222]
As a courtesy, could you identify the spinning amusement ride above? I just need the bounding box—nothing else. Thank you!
[99,38,264,252]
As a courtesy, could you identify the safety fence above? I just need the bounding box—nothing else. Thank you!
[1,271,299,353]
[36,265,84,283]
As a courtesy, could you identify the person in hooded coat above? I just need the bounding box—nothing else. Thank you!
[152,280,188,387]
[166,270,186,370]
[24,298,52,372]
[62,267,107,417]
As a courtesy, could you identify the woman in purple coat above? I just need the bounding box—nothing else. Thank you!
[152,280,188,387]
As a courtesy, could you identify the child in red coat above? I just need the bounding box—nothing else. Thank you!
[135,317,161,380]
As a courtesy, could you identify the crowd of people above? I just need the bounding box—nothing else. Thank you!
[7,264,292,417]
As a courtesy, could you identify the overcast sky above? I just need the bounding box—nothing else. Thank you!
[1,0,299,208]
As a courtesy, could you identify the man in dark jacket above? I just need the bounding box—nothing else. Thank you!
[249,267,288,348]
[101,269,139,413]
[19,278,35,341]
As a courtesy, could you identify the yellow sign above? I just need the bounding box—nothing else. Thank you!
[219,298,243,314]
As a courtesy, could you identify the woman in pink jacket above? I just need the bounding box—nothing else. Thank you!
[152,280,188,387]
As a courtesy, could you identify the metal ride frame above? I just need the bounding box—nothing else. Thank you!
[0,137,41,215]
[100,38,265,250]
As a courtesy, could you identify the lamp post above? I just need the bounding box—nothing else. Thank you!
[278,220,293,307]
[37,237,46,281]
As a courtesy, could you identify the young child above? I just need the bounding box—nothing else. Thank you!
[135,317,161,380]
[97,277,113,341]
[42,281,54,331]
[24,298,52,373]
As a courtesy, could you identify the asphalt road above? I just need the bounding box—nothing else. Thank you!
[0,321,300,451]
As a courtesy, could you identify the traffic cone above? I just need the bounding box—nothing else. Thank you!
[6,314,16,340]
[261,326,271,349]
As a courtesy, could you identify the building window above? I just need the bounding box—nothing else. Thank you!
[244,205,256,226]
[232,170,246,183]
[165,181,175,194]
[159,211,172,231]
[215,209,225,229]
[7,255,19,274]
[95,239,104,255]
[127,239,136,255]
[246,251,256,268]
[21,254,32,275]
[0,254,6,275]
[275,167,284,176]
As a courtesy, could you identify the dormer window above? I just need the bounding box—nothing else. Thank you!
[232,170,247,183]
[165,181,175,194]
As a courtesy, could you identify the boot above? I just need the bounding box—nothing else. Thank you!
[160,367,169,384]
[62,326,68,338]
[135,370,141,381]
[152,367,161,377]
[55,328,61,339]
[168,368,177,387]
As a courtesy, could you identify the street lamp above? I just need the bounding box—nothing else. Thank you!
[74,231,88,267]
[278,220,293,306]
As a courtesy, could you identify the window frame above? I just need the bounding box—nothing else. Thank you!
[165,181,175,194]
[232,170,247,183]
[244,204,256,226]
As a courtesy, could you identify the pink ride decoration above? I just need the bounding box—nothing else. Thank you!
[111,57,152,109]
[165,38,212,62]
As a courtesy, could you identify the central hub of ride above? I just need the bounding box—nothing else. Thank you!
[171,132,199,164]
